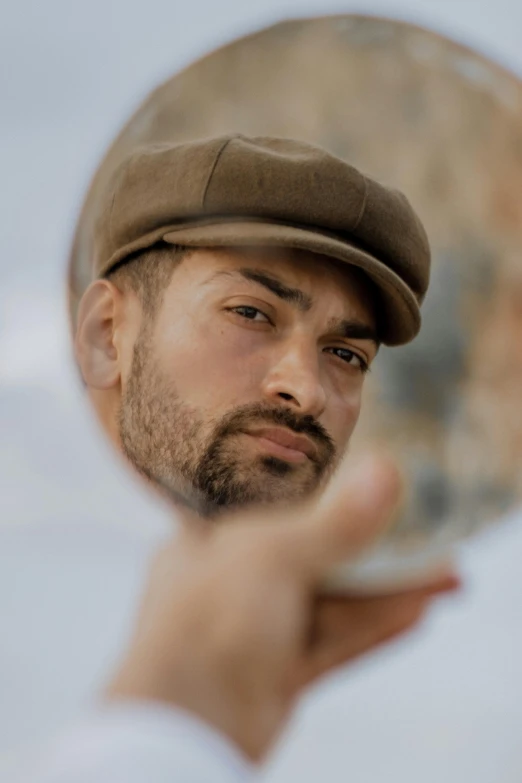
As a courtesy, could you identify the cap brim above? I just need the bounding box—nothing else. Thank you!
[163,220,420,346]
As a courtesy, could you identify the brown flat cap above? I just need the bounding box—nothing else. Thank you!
[93,134,431,345]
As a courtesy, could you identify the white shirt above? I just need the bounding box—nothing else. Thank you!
[22,702,255,783]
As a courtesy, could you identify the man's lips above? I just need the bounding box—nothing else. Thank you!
[243,427,317,463]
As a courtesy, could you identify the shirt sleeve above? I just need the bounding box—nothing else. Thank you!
[23,701,255,783]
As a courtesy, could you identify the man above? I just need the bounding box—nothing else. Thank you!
[28,136,456,782]
[26,133,456,782]
[75,133,431,517]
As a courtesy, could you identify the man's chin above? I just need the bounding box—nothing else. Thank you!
[212,464,322,513]
[153,452,326,517]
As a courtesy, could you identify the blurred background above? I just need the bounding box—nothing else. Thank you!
[2,1,522,781]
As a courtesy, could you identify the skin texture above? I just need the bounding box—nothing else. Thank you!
[106,454,460,762]
[76,245,380,516]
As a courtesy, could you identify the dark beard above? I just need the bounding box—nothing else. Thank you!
[191,403,335,514]
[118,332,336,518]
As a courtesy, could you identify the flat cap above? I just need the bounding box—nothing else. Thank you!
[93,134,431,345]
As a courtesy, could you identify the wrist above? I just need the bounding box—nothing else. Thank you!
[105,655,276,762]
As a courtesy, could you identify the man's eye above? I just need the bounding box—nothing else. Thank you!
[230,306,270,323]
[327,347,369,373]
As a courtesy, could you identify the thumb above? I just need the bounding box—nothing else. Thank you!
[284,452,402,581]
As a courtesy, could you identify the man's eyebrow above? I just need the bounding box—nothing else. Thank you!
[204,270,379,343]
[327,317,380,346]
[208,268,313,311]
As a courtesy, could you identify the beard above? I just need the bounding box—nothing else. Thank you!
[118,331,336,518]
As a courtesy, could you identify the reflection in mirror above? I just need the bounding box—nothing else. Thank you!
[69,15,522,590]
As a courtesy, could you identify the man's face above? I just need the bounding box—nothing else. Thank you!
[117,246,378,516]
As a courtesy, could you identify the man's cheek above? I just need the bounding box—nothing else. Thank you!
[167,345,262,407]
[196,332,269,382]
[330,400,362,450]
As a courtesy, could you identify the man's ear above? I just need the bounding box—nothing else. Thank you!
[75,280,125,389]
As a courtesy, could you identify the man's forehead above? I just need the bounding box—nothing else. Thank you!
[192,245,370,291]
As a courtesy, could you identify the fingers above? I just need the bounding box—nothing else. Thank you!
[278,453,403,581]
[172,451,402,590]
[294,576,460,688]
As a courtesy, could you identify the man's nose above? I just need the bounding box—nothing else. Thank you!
[261,341,327,419]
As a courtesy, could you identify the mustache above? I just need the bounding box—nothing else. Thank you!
[214,403,335,462]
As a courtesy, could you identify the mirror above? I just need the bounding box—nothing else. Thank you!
[68,14,522,590]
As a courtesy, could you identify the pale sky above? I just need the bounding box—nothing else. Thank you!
[1,2,522,781]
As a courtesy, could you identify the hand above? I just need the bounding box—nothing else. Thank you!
[106,454,460,762]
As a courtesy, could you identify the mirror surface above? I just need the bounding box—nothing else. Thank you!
[69,14,522,588]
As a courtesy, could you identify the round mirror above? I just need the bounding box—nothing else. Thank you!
[69,14,522,590]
